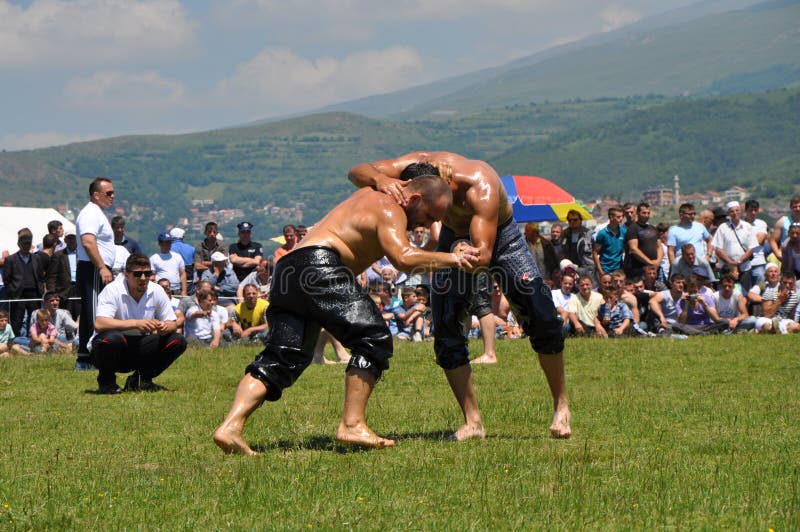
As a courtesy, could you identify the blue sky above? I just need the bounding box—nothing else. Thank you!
[0,0,703,151]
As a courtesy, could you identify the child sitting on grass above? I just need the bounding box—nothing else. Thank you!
[393,286,426,341]
[0,310,28,356]
[600,288,632,338]
[29,308,71,353]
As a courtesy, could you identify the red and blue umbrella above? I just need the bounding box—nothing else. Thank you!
[501,175,592,222]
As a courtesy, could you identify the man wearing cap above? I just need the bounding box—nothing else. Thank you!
[150,232,187,297]
[4,228,47,335]
[169,227,195,294]
[229,222,263,282]
[194,221,227,277]
[89,253,187,394]
[273,224,297,264]
[75,177,117,371]
[667,203,715,281]
[712,201,758,291]
[200,251,239,301]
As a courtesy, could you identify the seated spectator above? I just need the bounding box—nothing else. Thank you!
[754,271,800,334]
[157,279,185,330]
[184,289,223,348]
[598,288,633,338]
[392,286,426,341]
[649,273,686,333]
[29,308,71,353]
[713,273,756,332]
[0,310,28,356]
[88,253,187,394]
[642,264,667,293]
[236,258,272,301]
[200,252,239,304]
[780,222,800,277]
[229,284,269,343]
[670,243,706,283]
[31,292,78,348]
[414,285,433,338]
[747,262,781,316]
[178,280,213,319]
[150,232,187,296]
[674,279,729,335]
[551,273,576,335]
[566,276,604,336]
[372,281,400,334]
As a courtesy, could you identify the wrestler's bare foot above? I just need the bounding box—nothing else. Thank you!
[447,422,486,441]
[549,408,572,439]
[471,353,497,364]
[213,425,258,456]
[336,422,395,448]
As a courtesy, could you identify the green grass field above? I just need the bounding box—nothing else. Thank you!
[1,335,798,529]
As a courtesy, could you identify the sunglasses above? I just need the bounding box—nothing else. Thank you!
[567,218,581,222]
[127,270,153,278]
[681,211,696,216]
[102,190,115,197]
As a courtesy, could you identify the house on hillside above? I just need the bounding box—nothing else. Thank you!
[723,186,748,203]
[641,187,674,207]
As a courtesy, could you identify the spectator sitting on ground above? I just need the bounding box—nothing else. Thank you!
[229,284,269,343]
[642,264,668,293]
[597,272,613,294]
[753,271,800,334]
[178,280,213,318]
[31,292,78,348]
[414,285,433,338]
[674,279,729,335]
[670,243,705,283]
[184,289,223,348]
[392,285,426,341]
[194,222,227,278]
[200,251,239,303]
[150,232,187,296]
[111,215,143,255]
[0,310,29,356]
[610,269,638,318]
[566,276,604,337]
[747,262,781,317]
[29,308,71,353]
[780,222,800,278]
[713,273,756,332]
[649,273,686,333]
[157,279,185,330]
[551,273,576,335]
[598,288,632,338]
[169,227,196,294]
[236,258,272,301]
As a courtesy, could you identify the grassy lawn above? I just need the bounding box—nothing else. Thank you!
[1,335,798,529]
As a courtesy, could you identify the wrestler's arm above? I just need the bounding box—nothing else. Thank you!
[348,152,428,204]
[466,180,500,268]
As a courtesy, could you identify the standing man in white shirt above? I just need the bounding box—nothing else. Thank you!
[89,253,187,394]
[75,177,117,371]
[712,201,758,291]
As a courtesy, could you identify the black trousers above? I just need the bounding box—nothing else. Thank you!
[10,288,41,336]
[90,330,187,386]
[77,261,106,360]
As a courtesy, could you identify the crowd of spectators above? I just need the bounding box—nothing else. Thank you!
[2,184,799,373]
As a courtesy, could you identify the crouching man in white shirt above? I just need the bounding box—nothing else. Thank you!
[88,253,187,394]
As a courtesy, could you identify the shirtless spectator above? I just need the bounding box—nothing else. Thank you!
[229,284,269,343]
[194,222,227,277]
[213,174,478,454]
[769,195,800,262]
[743,199,770,286]
[150,232,187,296]
[566,276,604,337]
[667,203,715,280]
[272,224,296,264]
[230,222,263,281]
[111,215,143,255]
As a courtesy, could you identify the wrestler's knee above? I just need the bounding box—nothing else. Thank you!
[529,321,565,354]
[245,346,311,402]
[434,337,470,370]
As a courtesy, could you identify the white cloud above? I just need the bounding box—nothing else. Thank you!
[0,0,194,68]
[215,46,428,113]
[599,4,641,32]
[63,71,188,110]
[0,131,103,152]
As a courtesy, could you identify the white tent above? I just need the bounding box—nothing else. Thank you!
[0,207,77,251]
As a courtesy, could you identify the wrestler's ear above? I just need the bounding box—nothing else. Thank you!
[405,192,422,207]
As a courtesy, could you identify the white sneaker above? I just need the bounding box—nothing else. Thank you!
[412,331,423,342]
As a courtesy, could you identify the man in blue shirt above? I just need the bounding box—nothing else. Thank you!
[667,203,715,280]
[169,227,196,294]
[593,206,626,279]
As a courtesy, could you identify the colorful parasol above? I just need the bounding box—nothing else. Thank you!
[500,175,592,222]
